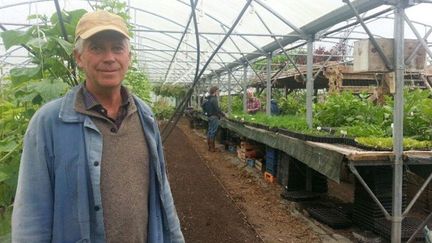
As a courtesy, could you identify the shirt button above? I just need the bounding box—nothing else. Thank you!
[110,127,116,133]
[93,161,99,166]
[94,206,100,211]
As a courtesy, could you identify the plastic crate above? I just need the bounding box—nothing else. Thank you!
[265,146,278,160]
[246,158,255,168]
[266,155,278,175]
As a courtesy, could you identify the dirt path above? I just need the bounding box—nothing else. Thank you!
[164,119,350,242]
[164,123,262,242]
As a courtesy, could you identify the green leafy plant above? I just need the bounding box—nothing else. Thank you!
[152,99,175,120]
[385,89,432,140]
[314,92,389,132]
[153,84,189,100]
[219,95,243,113]
[355,137,432,150]
[277,91,306,115]
[124,67,151,103]
[229,112,316,134]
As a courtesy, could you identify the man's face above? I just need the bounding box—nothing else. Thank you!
[74,31,131,93]
[247,92,253,99]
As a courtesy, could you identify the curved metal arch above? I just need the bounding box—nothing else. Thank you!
[252,0,306,38]
[133,35,178,52]
[133,48,189,70]
[0,0,241,83]
[0,46,25,62]
[129,5,241,60]
[0,0,47,10]
[176,0,264,53]
[131,41,197,71]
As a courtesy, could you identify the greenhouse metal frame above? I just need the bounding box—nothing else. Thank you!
[1,0,432,242]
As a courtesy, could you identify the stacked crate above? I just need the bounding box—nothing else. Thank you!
[237,141,263,171]
[265,146,278,176]
[352,166,418,241]
[237,141,255,160]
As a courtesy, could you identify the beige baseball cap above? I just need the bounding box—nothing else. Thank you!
[75,10,130,41]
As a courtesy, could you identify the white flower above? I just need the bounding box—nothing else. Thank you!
[340,130,347,135]
[317,126,322,131]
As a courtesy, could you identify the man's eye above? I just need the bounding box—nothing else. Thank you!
[113,46,125,53]
[90,46,103,52]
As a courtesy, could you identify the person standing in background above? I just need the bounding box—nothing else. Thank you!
[246,88,261,114]
[205,86,225,152]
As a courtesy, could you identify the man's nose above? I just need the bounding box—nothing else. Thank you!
[102,50,116,62]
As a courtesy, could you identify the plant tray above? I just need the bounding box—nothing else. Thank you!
[280,190,321,202]
[304,204,352,229]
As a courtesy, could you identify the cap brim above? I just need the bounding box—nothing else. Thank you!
[78,25,130,40]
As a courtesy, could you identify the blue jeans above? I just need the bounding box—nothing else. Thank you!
[207,115,219,139]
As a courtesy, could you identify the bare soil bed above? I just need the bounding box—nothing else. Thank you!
[164,119,352,242]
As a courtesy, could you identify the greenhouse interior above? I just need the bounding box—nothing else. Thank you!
[1,0,432,242]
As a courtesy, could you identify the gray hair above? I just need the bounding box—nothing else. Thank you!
[74,37,131,54]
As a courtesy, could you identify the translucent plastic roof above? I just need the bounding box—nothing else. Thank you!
[0,0,431,85]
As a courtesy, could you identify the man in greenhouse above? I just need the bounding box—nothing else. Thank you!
[12,10,184,243]
[204,86,225,152]
[246,88,261,114]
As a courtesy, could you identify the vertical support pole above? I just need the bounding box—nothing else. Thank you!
[392,3,405,242]
[197,81,202,107]
[243,63,248,113]
[217,74,221,91]
[193,85,197,108]
[266,52,272,116]
[306,39,314,129]
[228,72,232,115]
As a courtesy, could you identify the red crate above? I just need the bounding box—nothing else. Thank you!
[264,172,276,183]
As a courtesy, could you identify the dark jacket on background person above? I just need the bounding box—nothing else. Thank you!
[207,95,224,118]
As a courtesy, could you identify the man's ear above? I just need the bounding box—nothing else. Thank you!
[74,50,83,68]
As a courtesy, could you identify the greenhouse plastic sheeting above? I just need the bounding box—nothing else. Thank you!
[0,0,392,84]
[220,119,344,183]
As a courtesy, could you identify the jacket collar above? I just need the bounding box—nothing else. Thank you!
[59,84,87,123]
[58,84,155,124]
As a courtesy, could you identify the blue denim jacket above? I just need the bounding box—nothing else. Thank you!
[12,85,184,243]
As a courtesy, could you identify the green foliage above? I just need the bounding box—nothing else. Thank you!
[123,68,151,103]
[219,95,243,113]
[314,92,389,132]
[152,84,189,100]
[277,91,306,115]
[0,206,12,240]
[1,9,85,87]
[0,10,78,218]
[341,124,387,138]
[355,137,432,150]
[385,89,432,140]
[314,89,432,140]
[152,99,175,120]
[229,112,315,134]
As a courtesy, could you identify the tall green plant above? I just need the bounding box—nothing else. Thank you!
[314,92,389,129]
[219,95,243,113]
[0,9,79,219]
[385,89,432,140]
